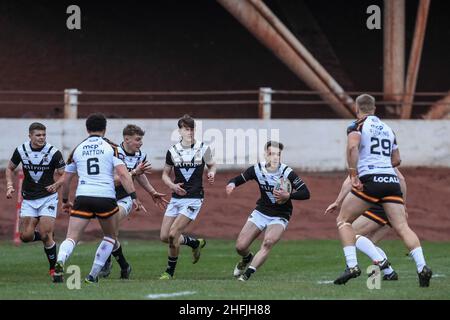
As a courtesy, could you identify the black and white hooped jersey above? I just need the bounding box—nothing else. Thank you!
[347,115,398,177]
[165,141,212,199]
[229,162,310,221]
[10,142,65,200]
[65,135,124,199]
[115,143,147,200]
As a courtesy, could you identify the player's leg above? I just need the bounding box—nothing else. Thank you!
[178,199,205,264]
[37,194,59,275]
[382,202,432,286]
[86,213,118,282]
[38,216,57,275]
[100,202,131,279]
[334,193,372,284]
[53,216,91,283]
[352,216,387,264]
[113,206,132,279]
[233,220,261,277]
[365,226,397,280]
[160,214,193,279]
[239,223,285,281]
[19,200,41,242]
[19,217,40,242]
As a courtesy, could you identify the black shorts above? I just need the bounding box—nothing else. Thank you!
[71,196,119,219]
[363,204,391,227]
[351,174,404,205]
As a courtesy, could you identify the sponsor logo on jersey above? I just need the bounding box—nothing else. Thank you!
[373,176,399,183]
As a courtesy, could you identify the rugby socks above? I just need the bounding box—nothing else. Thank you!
[89,237,116,279]
[33,231,42,242]
[112,243,129,270]
[44,242,57,270]
[181,235,200,249]
[243,266,256,279]
[409,247,426,273]
[376,246,395,275]
[355,235,385,262]
[57,238,76,265]
[166,256,178,277]
[242,252,253,264]
[343,246,358,268]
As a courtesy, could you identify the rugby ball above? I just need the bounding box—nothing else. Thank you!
[274,177,292,204]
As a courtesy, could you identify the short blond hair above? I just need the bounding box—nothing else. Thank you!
[356,94,376,113]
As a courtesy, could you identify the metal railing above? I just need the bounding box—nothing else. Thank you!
[0,88,448,119]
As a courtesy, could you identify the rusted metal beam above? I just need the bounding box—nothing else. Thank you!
[217,0,354,118]
[247,0,354,114]
[400,0,431,119]
[383,0,405,117]
[423,91,450,119]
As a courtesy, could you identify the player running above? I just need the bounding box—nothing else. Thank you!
[226,141,310,281]
[99,124,168,279]
[325,167,408,281]
[159,114,216,280]
[6,122,65,277]
[334,94,432,287]
[53,113,142,284]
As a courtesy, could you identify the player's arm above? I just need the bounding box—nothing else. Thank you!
[135,174,168,210]
[391,148,401,167]
[324,176,351,215]
[394,167,407,204]
[274,171,310,203]
[61,162,77,213]
[226,166,256,195]
[5,160,18,199]
[46,151,66,193]
[162,150,186,196]
[204,146,216,185]
[347,132,362,190]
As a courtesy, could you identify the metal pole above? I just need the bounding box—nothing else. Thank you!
[258,87,272,119]
[423,91,450,119]
[64,88,79,119]
[384,0,405,117]
[400,0,431,119]
[248,0,354,113]
[217,0,354,118]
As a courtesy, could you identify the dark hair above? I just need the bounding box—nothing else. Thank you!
[265,141,284,151]
[177,114,195,129]
[29,122,46,133]
[123,124,145,137]
[86,113,107,132]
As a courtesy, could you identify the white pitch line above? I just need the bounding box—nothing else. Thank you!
[146,291,197,299]
[317,280,334,284]
[433,274,446,278]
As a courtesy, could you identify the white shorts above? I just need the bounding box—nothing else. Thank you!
[117,196,133,216]
[20,193,58,219]
[248,209,289,231]
[164,198,203,221]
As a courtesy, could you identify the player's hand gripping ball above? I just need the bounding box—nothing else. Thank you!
[274,177,292,204]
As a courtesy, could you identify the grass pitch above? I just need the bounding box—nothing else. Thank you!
[0,239,448,300]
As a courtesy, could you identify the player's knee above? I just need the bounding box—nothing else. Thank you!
[336,218,351,229]
[40,231,51,243]
[235,242,248,255]
[392,221,409,235]
[262,238,275,250]
[19,231,34,243]
[160,234,169,243]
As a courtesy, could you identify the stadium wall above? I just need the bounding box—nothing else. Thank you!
[2,119,449,171]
